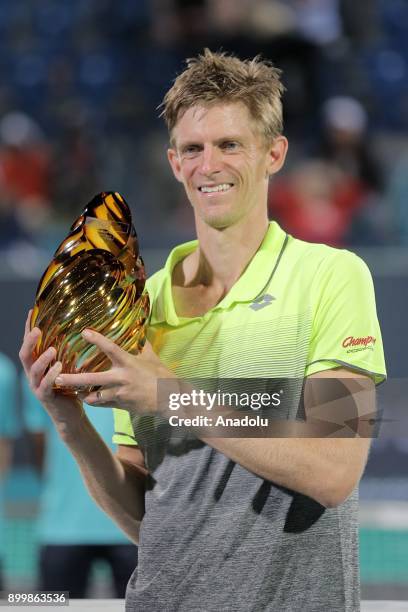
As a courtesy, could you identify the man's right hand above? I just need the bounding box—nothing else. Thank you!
[19,310,85,441]
[19,312,145,543]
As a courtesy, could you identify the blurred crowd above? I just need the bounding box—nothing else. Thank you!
[0,0,407,273]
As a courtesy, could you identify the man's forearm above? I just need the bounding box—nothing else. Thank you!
[201,435,365,508]
[63,415,145,543]
[168,400,351,506]
[164,372,374,507]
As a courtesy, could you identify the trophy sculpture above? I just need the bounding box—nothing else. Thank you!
[30,191,150,395]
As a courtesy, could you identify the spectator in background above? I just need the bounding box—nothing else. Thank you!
[0,112,53,273]
[0,353,19,591]
[268,159,358,246]
[319,96,383,193]
[320,96,388,245]
[0,112,51,232]
[269,96,386,246]
[21,378,137,598]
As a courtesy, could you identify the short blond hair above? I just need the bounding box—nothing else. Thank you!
[160,48,285,145]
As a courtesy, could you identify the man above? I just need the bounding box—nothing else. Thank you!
[20,50,386,611]
[0,353,18,591]
[21,377,137,598]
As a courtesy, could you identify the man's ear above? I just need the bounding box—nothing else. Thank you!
[167,148,183,183]
[266,136,289,177]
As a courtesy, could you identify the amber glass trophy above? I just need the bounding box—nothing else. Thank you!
[30,191,150,395]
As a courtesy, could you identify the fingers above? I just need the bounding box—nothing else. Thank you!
[31,347,57,389]
[54,370,118,389]
[19,326,42,376]
[24,309,33,338]
[38,361,63,399]
[84,388,117,407]
[82,329,128,366]
[21,310,59,393]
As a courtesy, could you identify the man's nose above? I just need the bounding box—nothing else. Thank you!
[199,145,221,175]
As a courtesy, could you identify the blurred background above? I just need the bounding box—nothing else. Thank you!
[0,0,407,601]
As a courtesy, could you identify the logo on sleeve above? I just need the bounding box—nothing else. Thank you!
[342,336,376,353]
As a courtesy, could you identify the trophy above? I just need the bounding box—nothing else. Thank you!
[30,191,150,395]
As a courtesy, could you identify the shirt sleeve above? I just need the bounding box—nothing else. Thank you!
[305,250,386,384]
[112,407,138,446]
[21,373,50,432]
[0,354,19,438]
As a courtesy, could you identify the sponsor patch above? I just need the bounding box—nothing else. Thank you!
[342,335,376,352]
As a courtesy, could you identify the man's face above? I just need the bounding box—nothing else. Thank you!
[167,102,287,229]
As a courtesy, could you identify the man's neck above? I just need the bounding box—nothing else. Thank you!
[177,213,269,294]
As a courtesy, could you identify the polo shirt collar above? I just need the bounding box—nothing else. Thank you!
[151,221,287,326]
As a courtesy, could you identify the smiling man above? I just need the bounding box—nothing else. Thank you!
[20,50,386,612]
[167,101,284,228]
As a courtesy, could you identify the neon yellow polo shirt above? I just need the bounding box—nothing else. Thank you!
[113,221,386,445]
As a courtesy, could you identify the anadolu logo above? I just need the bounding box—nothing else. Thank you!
[342,336,376,351]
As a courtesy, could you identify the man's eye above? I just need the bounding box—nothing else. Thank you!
[183,146,200,156]
[221,141,239,151]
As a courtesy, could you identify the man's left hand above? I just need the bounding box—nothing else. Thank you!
[54,329,175,413]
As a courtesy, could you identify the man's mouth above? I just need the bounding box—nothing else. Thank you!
[198,183,234,194]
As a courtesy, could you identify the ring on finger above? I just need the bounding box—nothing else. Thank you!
[96,389,103,401]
